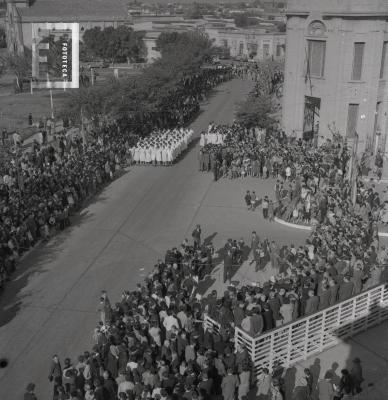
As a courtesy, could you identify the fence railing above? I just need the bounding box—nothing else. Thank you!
[205,283,388,376]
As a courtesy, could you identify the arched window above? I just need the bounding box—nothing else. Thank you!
[307,20,326,37]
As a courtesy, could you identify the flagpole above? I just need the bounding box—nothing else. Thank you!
[46,72,54,119]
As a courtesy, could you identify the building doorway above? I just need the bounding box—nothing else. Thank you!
[303,96,321,145]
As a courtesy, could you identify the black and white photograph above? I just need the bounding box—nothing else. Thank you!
[0,1,387,400]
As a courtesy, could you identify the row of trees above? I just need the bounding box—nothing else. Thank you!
[59,30,219,134]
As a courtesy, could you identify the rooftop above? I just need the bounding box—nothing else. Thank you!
[287,0,388,15]
[18,0,130,22]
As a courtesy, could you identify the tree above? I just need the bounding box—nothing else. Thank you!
[2,49,32,91]
[155,31,214,65]
[60,30,218,132]
[235,94,276,130]
[82,26,145,64]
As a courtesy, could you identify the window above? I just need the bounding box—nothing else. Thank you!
[222,39,228,48]
[352,42,365,80]
[263,43,270,58]
[276,44,282,57]
[308,20,327,37]
[307,40,326,78]
[239,42,244,55]
[346,104,359,138]
[248,43,258,56]
[380,42,388,79]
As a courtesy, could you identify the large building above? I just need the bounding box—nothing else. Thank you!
[207,28,285,61]
[5,0,130,53]
[283,0,388,153]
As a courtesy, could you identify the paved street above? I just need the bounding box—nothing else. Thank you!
[0,79,308,399]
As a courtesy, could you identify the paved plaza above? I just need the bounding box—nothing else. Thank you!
[0,78,305,399]
[1,78,387,399]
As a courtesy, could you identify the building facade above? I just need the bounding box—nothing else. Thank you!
[5,0,130,53]
[283,0,388,153]
[206,28,285,61]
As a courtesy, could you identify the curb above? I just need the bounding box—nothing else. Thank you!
[274,217,388,238]
[274,217,311,231]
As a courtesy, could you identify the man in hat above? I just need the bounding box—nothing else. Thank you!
[350,358,363,394]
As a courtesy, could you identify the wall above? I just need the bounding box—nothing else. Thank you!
[211,29,285,61]
[283,13,388,152]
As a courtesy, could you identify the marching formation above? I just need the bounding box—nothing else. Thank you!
[131,128,194,166]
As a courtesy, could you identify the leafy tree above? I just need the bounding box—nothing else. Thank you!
[156,31,214,65]
[82,26,145,64]
[235,94,276,130]
[2,48,32,91]
[60,30,218,132]
[82,27,103,59]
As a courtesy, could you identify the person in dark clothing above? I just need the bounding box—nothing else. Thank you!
[338,369,354,397]
[262,303,274,331]
[338,276,354,301]
[103,370,117,400]
[48,355,62,400]
[192,225,202,250]
[24,383,38,400]
[244,191,252,210]
[350,358,363,394]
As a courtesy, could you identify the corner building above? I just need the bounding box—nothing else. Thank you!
[283,0,388,153]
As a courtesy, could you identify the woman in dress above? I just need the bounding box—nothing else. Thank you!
[145,146,152,165]
[156,145,162,166]
[139,146,146,165]
[133,146,140,165]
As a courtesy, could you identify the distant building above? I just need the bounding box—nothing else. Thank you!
[207,28,285,61]
[283,0,388,154]
[5,0,130,53]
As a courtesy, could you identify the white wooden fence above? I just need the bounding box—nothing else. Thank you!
[204,283,388,375]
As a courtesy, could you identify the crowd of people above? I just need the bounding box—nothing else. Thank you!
[196,122,388,332]
[16,120,387,399]
[230,61,284,98]
[0,64,233,294]
[22,219,382,400]
[0,122,140,291]
[131,128,194,166]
